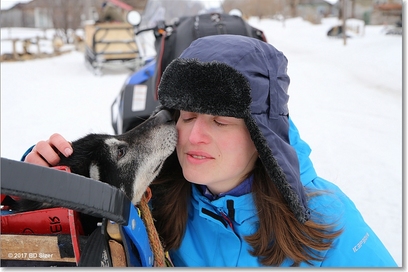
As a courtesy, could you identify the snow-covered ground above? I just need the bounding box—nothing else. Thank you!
[1,17,403,266]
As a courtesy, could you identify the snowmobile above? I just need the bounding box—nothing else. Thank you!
[1,0,267,267]
[110,0,266,135]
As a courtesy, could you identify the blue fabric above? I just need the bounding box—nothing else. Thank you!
[20,145,34,161]
[168,118,398,267]
[200,175,253,200]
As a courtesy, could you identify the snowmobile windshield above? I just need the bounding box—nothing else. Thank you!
[139,0,224,28]
[134,0,225,59]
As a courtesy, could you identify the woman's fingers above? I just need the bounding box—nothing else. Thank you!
[48,133,73,157]
[24,133,73,167]
[24,145,52,166]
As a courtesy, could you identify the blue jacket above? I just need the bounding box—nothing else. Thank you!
[168,118,397,267]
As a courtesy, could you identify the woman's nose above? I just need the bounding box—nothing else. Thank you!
[188,117,210,145]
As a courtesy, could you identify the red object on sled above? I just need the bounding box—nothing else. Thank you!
[1,165,83,265]
[1,207,84,235]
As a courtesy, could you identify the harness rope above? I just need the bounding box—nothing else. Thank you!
[138,187,166,267]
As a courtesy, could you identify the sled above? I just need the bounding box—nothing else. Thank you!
[84,22,140,75]
[1,157,165,267]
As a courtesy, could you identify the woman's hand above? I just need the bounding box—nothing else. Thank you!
[24,133,73,167]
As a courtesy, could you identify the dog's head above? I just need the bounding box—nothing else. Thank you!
[58,110,177,204]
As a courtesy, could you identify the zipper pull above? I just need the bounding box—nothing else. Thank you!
[218,208,234,232]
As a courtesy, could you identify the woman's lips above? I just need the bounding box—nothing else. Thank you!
[186,151,214,164]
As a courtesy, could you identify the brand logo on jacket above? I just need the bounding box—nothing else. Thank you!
[353,232,370,253]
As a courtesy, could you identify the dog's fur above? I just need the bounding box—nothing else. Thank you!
[12,109,177,212]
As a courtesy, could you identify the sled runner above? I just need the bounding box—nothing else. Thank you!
[1,157,167,267]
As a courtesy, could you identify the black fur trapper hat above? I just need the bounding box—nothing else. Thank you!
[158,35,310,223]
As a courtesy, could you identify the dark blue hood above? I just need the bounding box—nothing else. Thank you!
[158,34,309,223]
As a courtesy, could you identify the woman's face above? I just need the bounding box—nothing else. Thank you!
[176,110,258,195]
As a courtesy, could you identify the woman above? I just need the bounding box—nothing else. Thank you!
[23,35,397,267]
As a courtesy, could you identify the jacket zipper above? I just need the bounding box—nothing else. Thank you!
[201,200,236,232]
[219,209,234,232]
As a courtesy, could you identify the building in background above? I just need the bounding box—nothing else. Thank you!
[0,0,148,29]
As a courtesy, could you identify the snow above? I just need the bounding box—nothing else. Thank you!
[0,17,403,266]
[323,0,339,5]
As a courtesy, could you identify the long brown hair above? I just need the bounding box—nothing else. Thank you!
[246,159,343,266]
[150,151,191,250]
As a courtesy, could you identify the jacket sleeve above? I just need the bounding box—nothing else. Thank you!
[20,145,35,161]
[307,177,398,267]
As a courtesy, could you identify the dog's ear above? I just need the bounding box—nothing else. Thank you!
[150,104,165,117]
[150,104,177,120]
[57,134,108,178]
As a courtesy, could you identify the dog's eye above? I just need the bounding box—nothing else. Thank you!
[117,146,127,160]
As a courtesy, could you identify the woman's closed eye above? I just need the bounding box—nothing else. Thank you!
[213,116,239,127]
[213,119,228,126]
[179,111,197,123]
[180,116,196,123]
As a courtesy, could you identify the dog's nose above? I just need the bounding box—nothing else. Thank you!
[154,109,173,124]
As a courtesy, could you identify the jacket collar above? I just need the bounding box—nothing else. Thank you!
[191,183,257,225]
[198,175,253,201]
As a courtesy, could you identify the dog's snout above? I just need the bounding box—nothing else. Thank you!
[154,109,173,124]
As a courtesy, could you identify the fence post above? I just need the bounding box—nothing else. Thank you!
[12,39,18,60]
[36,36,41,56]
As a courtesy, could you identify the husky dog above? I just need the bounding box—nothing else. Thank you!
[12,109,177,212]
